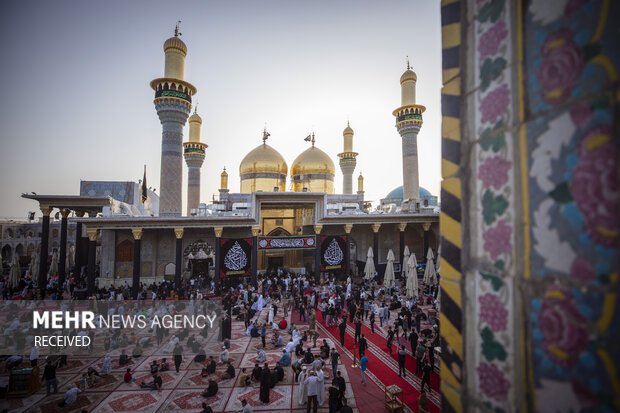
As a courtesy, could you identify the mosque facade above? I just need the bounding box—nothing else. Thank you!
[18,29,439,294]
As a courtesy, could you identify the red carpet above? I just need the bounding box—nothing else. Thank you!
[315,309,440,413]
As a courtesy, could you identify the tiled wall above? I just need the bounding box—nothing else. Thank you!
[440,0,619,412]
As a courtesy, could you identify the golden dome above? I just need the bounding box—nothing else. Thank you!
[164,36,187,55]
[343,122,354,135]
[239,143,288,176]
[291,146,335,176]
[400,68,417,83]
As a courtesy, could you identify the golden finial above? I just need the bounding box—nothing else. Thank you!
[223,166,226,172]
[312,132,315,147]
[193,103,198,114]
[406,56,410,70]
[174,20,182,37]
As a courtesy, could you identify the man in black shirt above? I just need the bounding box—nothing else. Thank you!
[202,379,219,397]
[251,363,262,382]
[330,349,340,378]
[398,345,407,377]
[41,358,59,395]
[205,356,216,375]
[421,359,432,392]
[333,371,346,398]
[328,381,341,413]
[358,334,367,358]
[354,318,362,343]
[338,319,346,346]
[340,397,354,413]
[222,360,236,380]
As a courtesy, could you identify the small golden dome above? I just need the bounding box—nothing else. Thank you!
[164,36,187,55]
[291,146,335,176]
[239,143,288,176]
[189,112,202,124]
[343,122,354,135]
[400,69,417,83]
[221,167,228,177]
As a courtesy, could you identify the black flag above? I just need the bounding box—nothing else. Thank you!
[141,165,147,203]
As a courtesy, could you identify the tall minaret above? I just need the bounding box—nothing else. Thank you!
[357,172,364,196]
[150,23,197,215]
[183,109,207,215]
[393,59,425,202]
[219,167,229,195]
[338,122,358,194]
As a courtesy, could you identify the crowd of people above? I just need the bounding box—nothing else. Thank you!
[1,263,440,413]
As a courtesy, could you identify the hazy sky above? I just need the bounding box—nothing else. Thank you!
[0,0,442,219]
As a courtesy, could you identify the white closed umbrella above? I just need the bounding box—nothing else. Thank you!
[66,244,75,271]
[30,247,39,278]
[424,255,437,285]
[406,253,418,298]
[383,249,395,289]
[364,247,375,280]
[9,256,21,289]
[49,250,59,277]
[435,244,441,274]
[402,246,410,280]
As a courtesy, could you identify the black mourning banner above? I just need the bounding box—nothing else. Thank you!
[320,235,347,271]
[219,238,252,277]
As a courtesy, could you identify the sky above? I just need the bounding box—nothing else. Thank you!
[0,0,442,219]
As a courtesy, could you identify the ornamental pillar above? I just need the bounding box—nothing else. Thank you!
[251,226,260,288]
[132,228,143,299]
[344,224,353,276]
[58,209,70,295]
[174,227,184,297]
[73,211,84,276]
[371,223,381,276]
[38,206,52,297]
[313,225,323,284]
[214,226,223,292]
[86,228,98,296]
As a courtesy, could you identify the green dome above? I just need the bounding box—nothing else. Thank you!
[381,186,436,206]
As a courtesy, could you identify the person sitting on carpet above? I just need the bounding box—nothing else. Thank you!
[303,348,314,365]
[251,363,262,382]
[205,356,216,375]
[194,348,207,363]
[277,349,290,366]
[221,360,235,380]
[150,360,159,375]
[295,341,305,357]
[219,346,229,363]
[202,378,218,397]
[57,383,81,407]
[238,367,251,387]
[272,332,283,347]
[132,343,143,358]
[119,350,130,366]
[140,372,162,391]
[123,368,135,383]
[256,347,267,363]
[272,364,284,383]
[159,358,169,371]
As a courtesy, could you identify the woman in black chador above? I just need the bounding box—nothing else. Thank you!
[259,363,271,403]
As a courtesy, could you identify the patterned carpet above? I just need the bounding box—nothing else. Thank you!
[0,300,362,412]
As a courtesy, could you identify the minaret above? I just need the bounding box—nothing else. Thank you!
[183,109,207,215]
[357,172,364,196]
[338,122,358,194]
[393,58,425,202]
[219,167,229,194]
[150,23,197,215]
